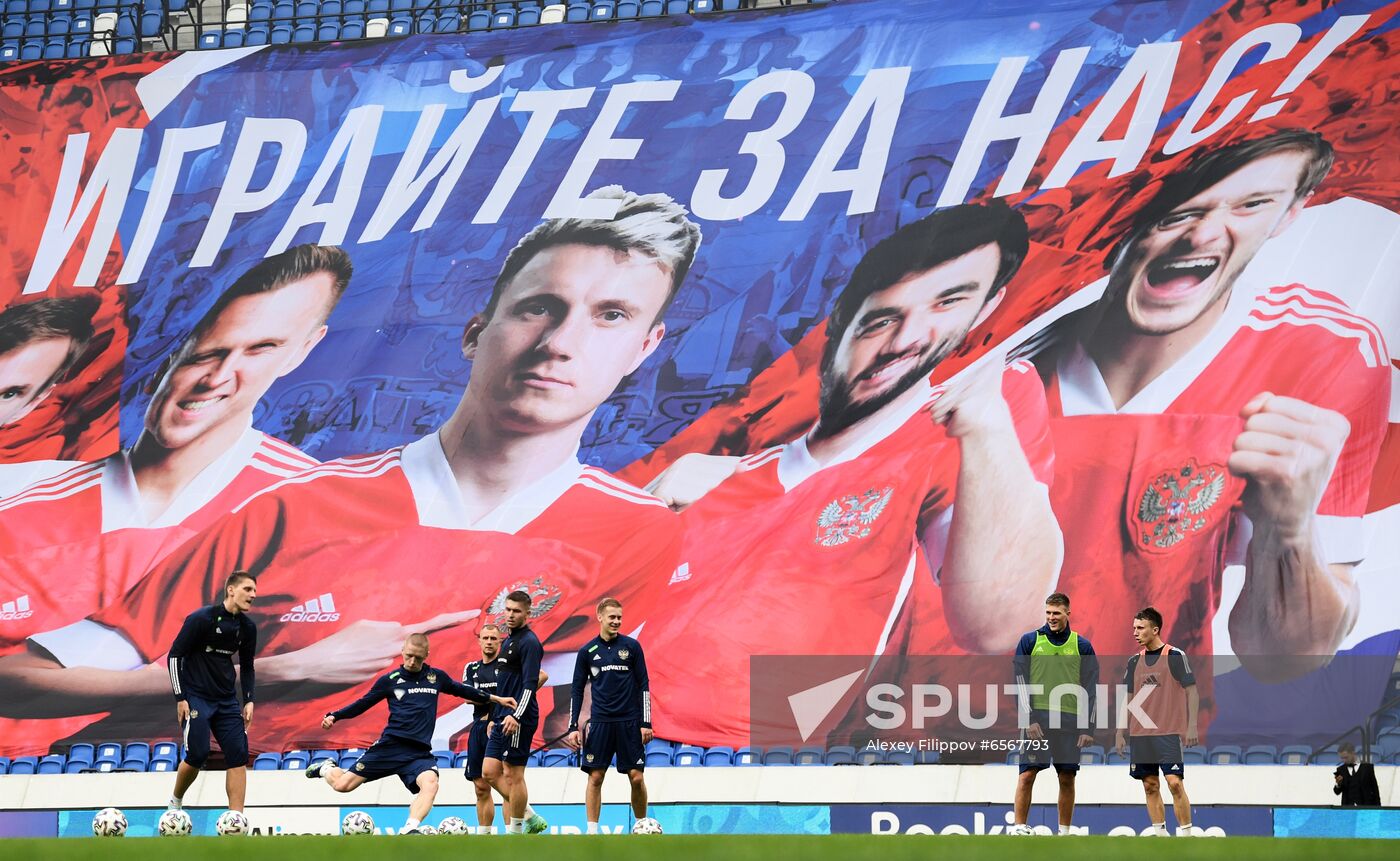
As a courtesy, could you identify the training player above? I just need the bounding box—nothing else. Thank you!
[461,623,549,834]
[564,598,652,834]
[1030,130,1389,676]
[643,203,1061,746]
[0,187,697,751]
[166,571,258,814]
[1115,607,1198,837]
[308,632,516,835]
[1008,592,1099,836]
[482,590,547,834]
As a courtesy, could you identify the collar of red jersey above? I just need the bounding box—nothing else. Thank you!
[777,377,935,491]
[100,424,263,532]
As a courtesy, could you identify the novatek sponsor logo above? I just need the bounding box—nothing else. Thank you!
[0,595,33,621]
[280,593,340,622]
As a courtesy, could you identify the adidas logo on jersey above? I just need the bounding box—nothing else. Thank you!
[280,593,340,622]
[0,595,32,621]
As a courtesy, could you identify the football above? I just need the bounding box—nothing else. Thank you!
[341,810,375,835]
[157,809,193,836]
[437,816,469,835]
[216,810,250,835]
[414,824,439,835]
[632,817,664,834]
[92,807,128,837]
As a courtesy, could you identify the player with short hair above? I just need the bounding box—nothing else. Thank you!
[1008,592,1099,836]
[1030,130,1389,677]
[308,631,516,835]
[0,188,694,755]
[0,294,100,430]
[166,571,258,813]
[1115,607,1198,837]
[564,597,652,834]
[483,590,547,834]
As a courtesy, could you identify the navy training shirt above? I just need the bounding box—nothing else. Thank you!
[493,624,542,723]
[568,633,650,730]
[328,663,491,748]
[168,603,256,704]
[462,657,501,723]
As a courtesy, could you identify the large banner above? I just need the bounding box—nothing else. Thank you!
[0,0,1396,758]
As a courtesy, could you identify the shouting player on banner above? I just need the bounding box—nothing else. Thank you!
[643,203,1061,746]
[1029,130,1389,677]
[308,631,516,835]
[167,571,258,815]
[564,598,652,834]
[0,187,698,752]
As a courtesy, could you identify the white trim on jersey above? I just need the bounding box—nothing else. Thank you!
[169,656,182,697]
[576,470,669,509]
[0,462,103,512]
[1245,299,1386,369]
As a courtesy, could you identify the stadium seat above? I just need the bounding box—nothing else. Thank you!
[1080,745,1105,764]
[1278,745,1311,765]
[887,750,916,766]
[121,752,150,771]
[638,0,661,16]
[19,40,42,59]
[245,24,269,44]
[853,747,882,766]
[825,745,855,765]
[664,0,686,12]
[1183,745,1207,764]
[465,8,489,29]
[387,16,410,34]
[762,746,794,766]
[644,747,672,767]
[589,1,613,19]
[793,746,823,766]
[249,0,271,21]
[43,38,67,58]
[338,752,362,769]
[673,745,703,766]
[0,42,18,61]
[38,755,66,774]
[10,757,40,775]
[1,22,22,40]
[1243,744,1278,765]
[541,749,575,767]
[253,753,281,771]
[139,9,160,37]
[49,15,72,36]
[691,0,714,10]
[64,761,89,774]
[198,29,221,48]
[317,21,338,39]
[1376,729,1400,758]
[915,749,939,765]
[1374,710,1400,734]
[272,0,292,18]
[67,743,95,766]
[24,20,46,38]
[223,28,245,47]
[516,4,540,25]
[490,7,514,28]
[1106,749,1129,765]
[563,0,586,20]
[96,742,123,761]
[149,752,178,772]
[432,12,457,32]
[433,750,453,769]
[281,751,310,770]
[365,17,387,36]
[343,0,365,12]
[453,752,471,769]
[124,742,151,760]
[340,18,363,37]
[614,0,637,16]
[292,22,315,40]
[1208,745,1242,764]
[0,757,9,775]
[701,746,733,766]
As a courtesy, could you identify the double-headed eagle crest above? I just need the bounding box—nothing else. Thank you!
[1136,460,1225,550]
[815,486,894,547]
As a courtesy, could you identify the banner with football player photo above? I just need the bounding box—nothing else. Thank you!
[0,0,1395,757]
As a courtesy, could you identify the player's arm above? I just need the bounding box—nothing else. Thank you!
[644,453,742,511]
[321,675,390,728]
[1010,632,1038,737]
[502,637,543,736]
[564,644,590,750]
[239,621,256,726]
[634,640,654,743]
[926,360,1062,653]
[1078,637,1099,740]
[442,676,515,710]
[1114,657,1135,756]
[167,610,203,724]
[0,649,171,717]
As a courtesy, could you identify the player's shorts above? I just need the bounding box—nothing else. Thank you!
[484,715,538,766]
[464,720,489,780]
[181,693,248,769]
[1129,734,1185,780]
[580,719,646,774]
[1018,712,1082,774]
[351,737,438,793]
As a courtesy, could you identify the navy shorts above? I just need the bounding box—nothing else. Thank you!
[581,720,646,774]
[464,720,489,780]
[484,715,538,766]
[351,738,438,793]
[182,693,248,769]
[1018,711,1081,773]
[1129,735,1185,779]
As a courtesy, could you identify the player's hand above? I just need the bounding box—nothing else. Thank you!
[242,701,254,728]
[1076,734,1093,749]
[644,453,743,512]
[176,699,190,726]
[1229,393,1349,543]
[1336,773,1343,784]
[564,730,582,751]
[322,714,336,730]
[1114,733,1127,757]
[927,351,1015,439]
[265,611,481,685]
[1026,722,1044,741]
[491,695,518,711]
[641,727,654,745]
[1185,727,1199,748]
[501,715,521,737]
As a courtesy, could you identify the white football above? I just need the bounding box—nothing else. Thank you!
[157,809,193,836]
[437,816,469,835]
[216,810,250,836]
[341,810,375,835]
[414,824,439,835]
[632,817,663,834]
[92,807,128,837]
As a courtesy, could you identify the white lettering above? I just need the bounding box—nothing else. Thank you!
[270,104,383,253]
[193,117,308,267]
[117,123,226,285]
[473,87,595,224]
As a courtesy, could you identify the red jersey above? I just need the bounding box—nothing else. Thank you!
[1037,282,1390,661]
[54,434,681,752]
[646,362,1054,747]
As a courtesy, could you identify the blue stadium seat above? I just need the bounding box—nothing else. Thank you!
[1080,745,1105,764]
[48,15,71,36]
[615,0,638,16]
[516,5,539,25]
[413,13,433,32]
[465,9,489,29]
[292,22,314,40]
[589,1,613,19]
[2,0,24,14]
[249,0,271,21]
[74,0,96,8]
[270,22,291,42]
[123,742,150,760]
[366,0,388,12]
[1278,745,1311,765]
[253,753,280,771]
[24,20,46,38]
[282,750,310,770]
[342,0,364,12]
[31,0,51,10]
[96,742,123,761]
[853,747,882,766]
[887,750,916,765]
[1,22,22,39]
[673,745,703,766]
[0,42,18,61]
[321,0,341,14]
[453,752,471,769]
[762,746,793,766]
[490,8,514,28]
[1243,744,1277,765]
[66,743,94,766]
[71,16,92,34]
[527,750,543,768]
[121,752,150,771]
[64,761,89,774]
[691,0,714,10]
[1376,729,1400,758]
[644,747,672,767]
[294,0,317,17]
[541,749,575,767]
[1375,710,1400,734]
[433,750,453,769]
[139,9,160,37]
[0,756,9,775]
[11,756,40,775]
[432,12,457,32]
[38,754,66,774]
[1208,745,1242,765]
[793,746,823,766]
[149,751,178,772]
[387,16,410,34]
[701,746,733,766]
[317,21,338,39]
[272,1,293,19]
[340,18,363,37]
[387,0,409,11]
[664,0,686,12]
[1183,745,1207,764]
[825,745,856,766]
[564,1,587,21]
[198,29,221,48]
[645,739,675,755]
[151,742,179,760]
[113,36,136,52]
[245,24,269,44]
[1106,749,1129,765]
[639,0,662,16]
[19,40,42,59]
[733,746,756,766]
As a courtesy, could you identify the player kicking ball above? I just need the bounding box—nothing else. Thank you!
[308,632,516,835]
[564,598,652,834]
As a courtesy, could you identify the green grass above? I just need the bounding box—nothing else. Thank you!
[5,834,1396,860]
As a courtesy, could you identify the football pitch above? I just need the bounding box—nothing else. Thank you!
[6,834,1394,859]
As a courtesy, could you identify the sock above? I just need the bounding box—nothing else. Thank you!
[507,817,525,834]
[477,825,494,835]
[168,796,183,810]
[587,821,599,835]
[1058,824,1072,834]
[405,817,421,831]
[1153,823,1168,836]
[1176,823,1194,836]
[524,804,538,818]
